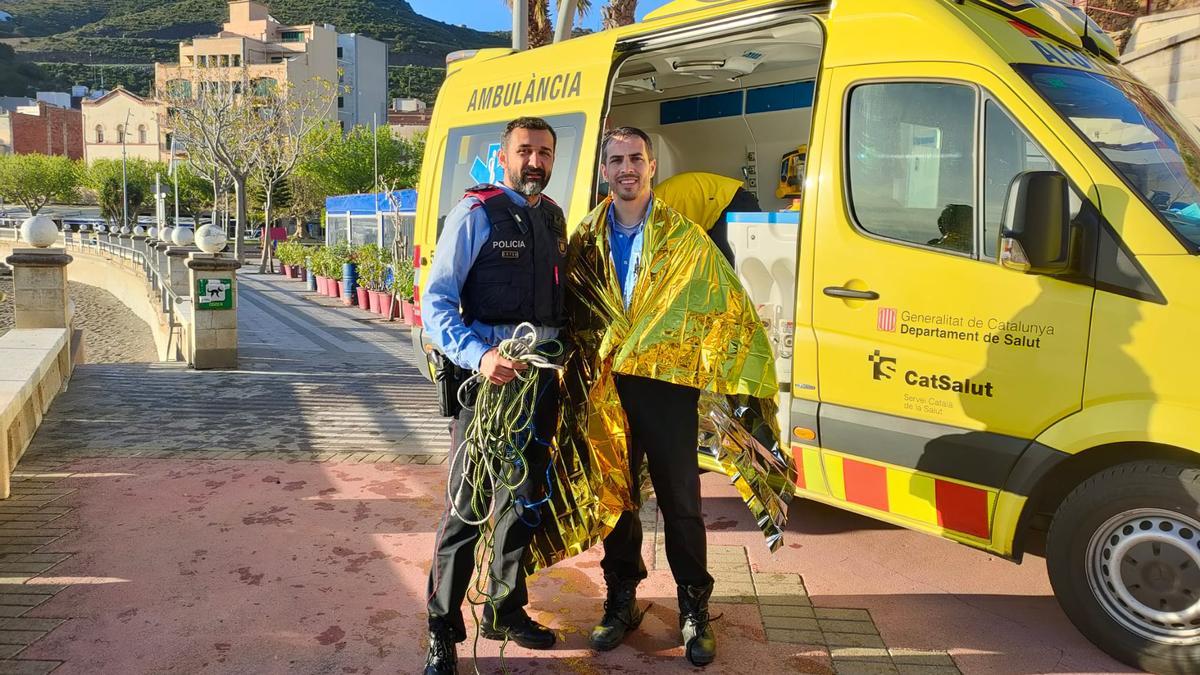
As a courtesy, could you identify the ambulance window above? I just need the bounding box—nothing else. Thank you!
[847,82,977,256]
[436,113,586,238]
[982,101,1053,259]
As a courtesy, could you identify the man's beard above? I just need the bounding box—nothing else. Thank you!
[515,169,549,197]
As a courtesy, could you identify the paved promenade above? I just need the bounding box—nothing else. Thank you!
[0,273,1133,674]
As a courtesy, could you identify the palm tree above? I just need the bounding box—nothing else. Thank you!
[602,0,637,29]
[506,0,593,48]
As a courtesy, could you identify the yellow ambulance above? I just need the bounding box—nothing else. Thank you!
[410,1,1200,670]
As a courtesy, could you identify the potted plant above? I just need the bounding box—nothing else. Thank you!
[357,244,383,314]
[311,246,329,295]
[330,243,351,301]
[391,258,414,323]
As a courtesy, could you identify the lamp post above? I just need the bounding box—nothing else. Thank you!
[121,108,131,230]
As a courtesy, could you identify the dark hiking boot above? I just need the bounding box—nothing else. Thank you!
[480,612,557,649]
[678,583,717,666]
[424,626,457,675]
[589,574,645,651]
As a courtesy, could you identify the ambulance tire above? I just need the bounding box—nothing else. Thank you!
[1047,460,1200,675]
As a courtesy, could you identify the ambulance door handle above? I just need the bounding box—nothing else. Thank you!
[822,286,879,301]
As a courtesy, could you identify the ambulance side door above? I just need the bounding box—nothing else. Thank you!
[806,63,1095,545]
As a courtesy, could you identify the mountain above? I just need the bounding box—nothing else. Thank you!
[0,0,505,65]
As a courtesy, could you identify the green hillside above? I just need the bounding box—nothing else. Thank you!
[0,0,505,68]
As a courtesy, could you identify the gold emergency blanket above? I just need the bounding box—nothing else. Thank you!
[526,197,796,572]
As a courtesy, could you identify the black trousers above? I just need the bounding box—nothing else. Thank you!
[426,373,558,639]
[709,187,763,266]
[601,374,714,589]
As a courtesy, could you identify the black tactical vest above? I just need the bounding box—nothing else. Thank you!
[460,184,567,328]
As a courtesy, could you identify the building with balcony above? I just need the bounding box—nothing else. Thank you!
[154,0,347,123]
[81,88,167,164]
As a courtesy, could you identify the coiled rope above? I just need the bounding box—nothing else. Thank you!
[446,322,564,671]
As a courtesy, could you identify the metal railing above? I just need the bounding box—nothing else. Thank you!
[1,227,188,361]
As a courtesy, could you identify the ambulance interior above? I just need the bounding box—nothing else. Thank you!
[604,18,825,415]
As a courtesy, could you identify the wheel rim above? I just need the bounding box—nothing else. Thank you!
[1087,508,1200,644]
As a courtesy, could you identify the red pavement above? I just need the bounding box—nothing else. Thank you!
[16,458,1134,674]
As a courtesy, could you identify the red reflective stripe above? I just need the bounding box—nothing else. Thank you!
[843,459,888,512]
[935,480,990,539]
[792,448,806,490]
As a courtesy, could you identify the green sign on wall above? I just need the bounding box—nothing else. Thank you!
[196,278,233,310]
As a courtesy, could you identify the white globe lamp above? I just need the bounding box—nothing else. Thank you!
[121,225,132,235]
[19,215,58,248]
[160,226,173,244]
[97,224,107,234]
[195,224,227,253]
[79,223,90,233]
[133,225,146,237]
[148,226,159,240]
[172,226,194,247]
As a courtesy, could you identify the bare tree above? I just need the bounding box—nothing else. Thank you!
[602,0,637,29]
[253,77,340,273]
[160,68,268,263]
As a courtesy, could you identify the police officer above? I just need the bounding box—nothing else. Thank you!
[421,117,567,675]
[654,171,762,265]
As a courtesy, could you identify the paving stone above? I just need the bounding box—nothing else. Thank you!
[761,615,820,632]
[895,666,961,675]
[0,515,66,524]
[0,660,63,674]
[0,630,45,646]
[834,661,900,675]
[0,608,27,618]
[758,593,811,607]
[0,556,69,565]
[0,564,58,575]
[820,619,879,635]
[0,619,62,632]
[760,603,815,619]
[831,648,893,663]
[888,649,958,668]
[816,608,872,621]
[765,627,825,644]
[0,549,38,557]
[825,633,888,649]
[0,595,51,608]
[0,644,26,658]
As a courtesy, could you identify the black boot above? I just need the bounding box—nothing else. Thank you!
[588,574,645,651]
[423,626,457,675]
[678,583,717,666]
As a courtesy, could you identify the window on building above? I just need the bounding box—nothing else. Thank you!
[95,125,104,144]
[116,124,125,144]
[253,78,277,96]
[138,125,147,144]
[281,31,304,43]
[166,79,190,98]
[270,56,284,64]
[232,54,241,67]
[220,55,230,67]
[847,82,977,256]
[337,47,343,59]
[337,96,344,109]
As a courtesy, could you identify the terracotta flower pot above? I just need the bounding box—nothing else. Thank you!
[289,266,300,279]
[367,290,381,314]
[402,300,416,325]
[332,281,342,298]
[299,267,307,282]
[315,276,326,294]
[356,287,370,310]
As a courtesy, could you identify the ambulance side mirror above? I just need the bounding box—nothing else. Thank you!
[999,171,1072,275]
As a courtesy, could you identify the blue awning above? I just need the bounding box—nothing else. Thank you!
[324,190,417,215]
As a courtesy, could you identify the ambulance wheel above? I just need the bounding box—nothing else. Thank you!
[1047,460,1200,674]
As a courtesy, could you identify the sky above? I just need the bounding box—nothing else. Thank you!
[408,0,677,33]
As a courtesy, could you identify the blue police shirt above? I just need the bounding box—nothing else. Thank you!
[421,184,559,371]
